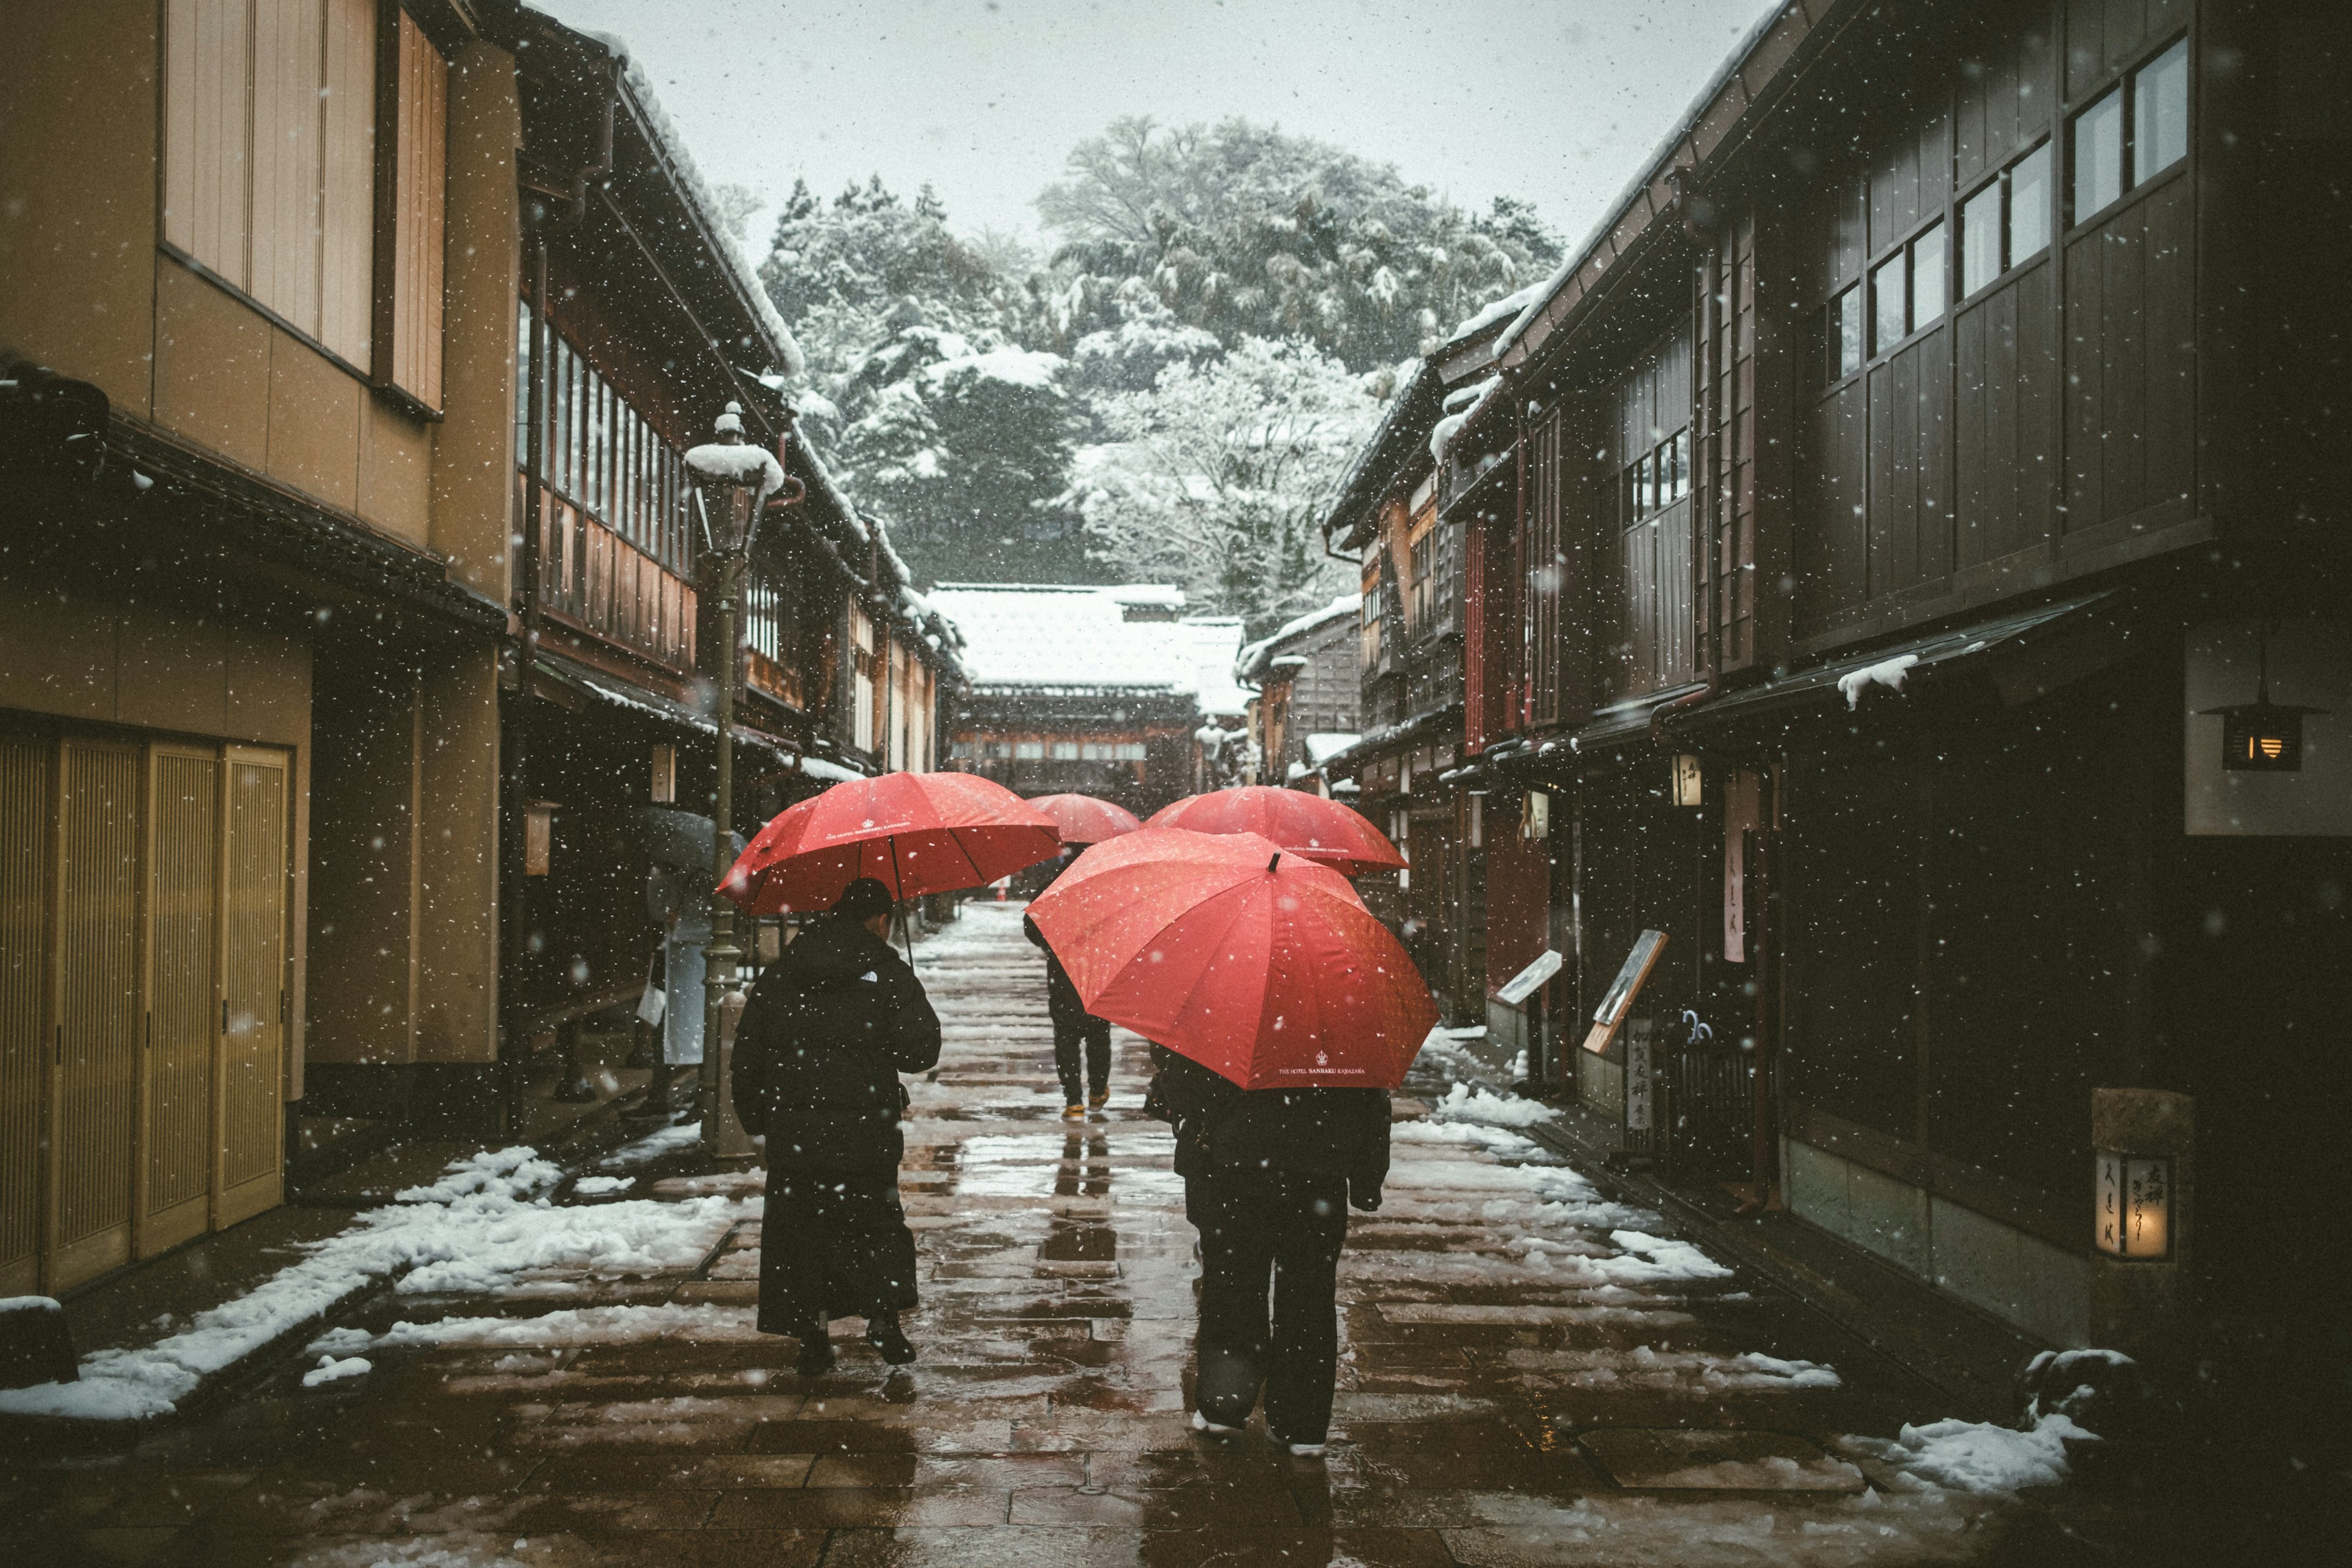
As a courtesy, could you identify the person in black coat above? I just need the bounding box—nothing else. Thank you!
[1144,1046,1391,1454]
[733,877,941,1373]
[1025,908,1112,1118]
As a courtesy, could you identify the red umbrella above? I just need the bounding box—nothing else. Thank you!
[1145,786,1404,878]
[1026,793,1144,846]
[720,772,1061,915]
[1027,827,1435,1090]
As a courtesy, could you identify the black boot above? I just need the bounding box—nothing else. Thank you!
[794,1321,835,1376]
[864,1310,916,1365]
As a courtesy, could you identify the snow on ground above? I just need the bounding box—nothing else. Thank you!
[0,1145,747,1420]
[1854,1411,2093,1495]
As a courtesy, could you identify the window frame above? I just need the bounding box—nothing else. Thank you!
[2065,32,2192,235]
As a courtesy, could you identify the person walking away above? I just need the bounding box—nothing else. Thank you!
[1145,1046,1390,1453]
[733,876,941,1373]
[1025,854,1113,1120]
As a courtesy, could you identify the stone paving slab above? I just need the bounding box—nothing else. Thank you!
[1,903,2151,1566]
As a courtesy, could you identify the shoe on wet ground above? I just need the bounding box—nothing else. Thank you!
[794,1332,835,1376]
[1062,1102,1086,1120]
[1189,1409,1240,1436]
[864,1314,917,1365]
[1087,1091,1110,1117]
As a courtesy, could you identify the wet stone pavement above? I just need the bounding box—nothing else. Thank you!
[7,903,2120,1567]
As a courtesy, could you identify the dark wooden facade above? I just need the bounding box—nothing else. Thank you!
[1336,0,2352,1441]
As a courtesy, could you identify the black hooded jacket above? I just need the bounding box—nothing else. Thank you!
[1144,1048,1392,1210]
[1023,913,1091,1028]
[732,914,941,1170]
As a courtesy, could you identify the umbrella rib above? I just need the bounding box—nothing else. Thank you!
[944,825,989,888]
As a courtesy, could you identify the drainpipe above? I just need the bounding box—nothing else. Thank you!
[500,47,624,1136]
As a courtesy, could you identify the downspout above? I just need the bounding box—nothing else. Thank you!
[501,47,624,1135]
[1650,222,1724,745]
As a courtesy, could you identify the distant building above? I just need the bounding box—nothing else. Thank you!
[1236,596,1361,790]
[929,584,1247,819]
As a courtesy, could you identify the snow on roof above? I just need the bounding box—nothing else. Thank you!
[576,30,804,377]
[1182,617,1250,717]
[1431,375,1503,465]
[1305,732,1361,767]
[925,584,1240,711]
[1237,593,1361,681]
[1445,281,1548,350]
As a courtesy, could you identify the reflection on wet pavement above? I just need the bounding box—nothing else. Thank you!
[3,903,2103,1567]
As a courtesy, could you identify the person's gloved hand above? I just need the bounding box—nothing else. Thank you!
[1349,1184,1382,1213]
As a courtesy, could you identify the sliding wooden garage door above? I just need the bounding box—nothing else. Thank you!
[0,734,48,1297]
[49,738,144,1292]
[215,746,288,1228]
[142,745,220,1256]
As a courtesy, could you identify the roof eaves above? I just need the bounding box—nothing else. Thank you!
[1493,0,1843,373]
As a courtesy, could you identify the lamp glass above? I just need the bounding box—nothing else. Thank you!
[2095,1152,2172,1259]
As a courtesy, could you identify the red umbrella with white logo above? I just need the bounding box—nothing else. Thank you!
[1025,827,1434,1089]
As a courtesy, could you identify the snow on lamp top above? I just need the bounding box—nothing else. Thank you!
[685,402,786,553]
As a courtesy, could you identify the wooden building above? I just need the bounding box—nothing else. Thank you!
[930,584,1247,822]
[1404,0,2351,1419]
[0,0,959,1297]
[1235,595,1360,790]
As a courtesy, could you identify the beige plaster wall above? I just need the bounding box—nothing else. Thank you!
[0,0,160,415]
[432,39,523,605]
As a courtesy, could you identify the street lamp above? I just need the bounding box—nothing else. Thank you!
[684,402,790,1152]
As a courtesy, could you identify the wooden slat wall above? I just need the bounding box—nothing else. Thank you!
[319,0,376,365]
[143,748,219,1256]
[0,736,47,1295]
[163,0,375,360]
[249,0,325,336]
[164,0,254,287]
[217,752,288,1224]
[51,741,142,1289]
[383,8,447,409]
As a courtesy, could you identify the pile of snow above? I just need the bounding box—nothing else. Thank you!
[0,1145,745,1421]
[925,346,1067,395]
[1431,375,1502,464]
[1838,653,1919,710]
[300,1354,371,1388]
[1434,1079,1559,1128]
[598,1119,703,1170]
[314,1302,756,1355]
[1862,1411,2094,1495]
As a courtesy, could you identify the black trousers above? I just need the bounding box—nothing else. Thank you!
[1186,1169,1350,1444]
[1053,1013,1112,1103]
[757,1166,919,1335]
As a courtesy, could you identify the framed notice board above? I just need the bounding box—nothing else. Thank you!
[1582,930,1668,1056]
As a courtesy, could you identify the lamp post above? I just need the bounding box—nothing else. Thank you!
[684,402,789,1153]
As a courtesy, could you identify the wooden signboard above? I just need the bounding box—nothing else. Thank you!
[1582,929,1668,1055]
[1496,949,1562,1008]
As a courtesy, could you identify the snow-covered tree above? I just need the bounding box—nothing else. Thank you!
[1069,336,1388,633]
[1036,117,1550,370]
[757,178,1091,581]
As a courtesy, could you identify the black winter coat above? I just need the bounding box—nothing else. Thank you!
[1023,913,1092,1028]
[1144,1048,1391,1210]
[731,914,941,1171]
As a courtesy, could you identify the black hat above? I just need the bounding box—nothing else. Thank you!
[834,876,894,922]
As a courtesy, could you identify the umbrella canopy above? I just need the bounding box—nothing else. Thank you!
[629,808,745,874]
[1027,827,1435,1090]
[1025,793,1144,846]
[1145,786,1405,878]
[720,772,1061,915]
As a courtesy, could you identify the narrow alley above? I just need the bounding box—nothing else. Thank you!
[4,905,2133,1567]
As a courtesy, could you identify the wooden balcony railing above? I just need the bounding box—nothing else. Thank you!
[522,479,695,672]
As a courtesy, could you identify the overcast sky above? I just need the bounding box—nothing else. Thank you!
[543,0,1777,257]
